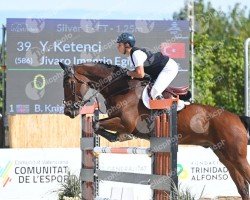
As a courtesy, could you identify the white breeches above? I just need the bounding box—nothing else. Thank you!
[150,58,179,99]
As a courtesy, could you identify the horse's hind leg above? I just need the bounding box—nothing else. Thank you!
[213,150,249,199]
[221,134,250,185]
[230,155,250,184]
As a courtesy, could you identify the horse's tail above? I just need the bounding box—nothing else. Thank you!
[239,115,250,143]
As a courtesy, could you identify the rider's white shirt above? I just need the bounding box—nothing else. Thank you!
[126,49,179,100]
[127,50,147,71]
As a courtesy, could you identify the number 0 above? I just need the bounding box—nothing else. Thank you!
[33,74,46,90]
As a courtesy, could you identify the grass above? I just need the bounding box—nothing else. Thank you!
[57,171,81,200]
[172,181,205,200]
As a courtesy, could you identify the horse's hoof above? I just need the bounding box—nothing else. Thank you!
[108,134,119,142]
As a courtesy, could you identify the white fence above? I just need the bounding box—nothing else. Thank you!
[0,146,247,199]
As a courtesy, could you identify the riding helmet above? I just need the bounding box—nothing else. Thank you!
[116,32,135,47]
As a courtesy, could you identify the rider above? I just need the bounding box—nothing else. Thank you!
[116,32,179,100]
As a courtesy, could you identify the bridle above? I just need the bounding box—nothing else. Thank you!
[62,73,91,110]
[62,65,151,111]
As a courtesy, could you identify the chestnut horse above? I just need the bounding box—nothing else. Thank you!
[59,62,250,199]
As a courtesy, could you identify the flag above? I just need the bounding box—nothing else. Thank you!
[16,105,30,113]
[160,43,186,59]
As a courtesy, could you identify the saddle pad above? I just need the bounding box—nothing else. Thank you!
[142,85,186,111]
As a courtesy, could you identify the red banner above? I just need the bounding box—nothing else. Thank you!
[160,43,186,58]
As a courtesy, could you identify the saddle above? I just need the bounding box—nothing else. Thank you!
[147,83,189,99]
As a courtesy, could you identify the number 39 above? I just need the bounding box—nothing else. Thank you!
[17,41,31,51]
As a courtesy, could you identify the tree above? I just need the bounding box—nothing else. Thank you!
[174,0,250,114]
[0,44,3,111]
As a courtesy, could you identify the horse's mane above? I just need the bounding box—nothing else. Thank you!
[78,61,130,76]
[96,61,114,68]
[75,61,149,85]
[95,61,151,84]
[96,61,127,72]
[75,61,122,72]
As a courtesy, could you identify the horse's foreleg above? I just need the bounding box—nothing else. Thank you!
[213,150,249,200]
[94,128,118,142]
[95,117,134,142]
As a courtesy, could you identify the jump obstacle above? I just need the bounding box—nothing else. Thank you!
[80,99,178,200]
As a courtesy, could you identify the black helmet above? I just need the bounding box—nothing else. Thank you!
[116,32,135,47]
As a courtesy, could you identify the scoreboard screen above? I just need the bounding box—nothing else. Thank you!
[6,18,189,114]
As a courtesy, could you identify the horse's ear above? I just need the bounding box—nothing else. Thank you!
[59,62,67,71]
[59,62,75,75]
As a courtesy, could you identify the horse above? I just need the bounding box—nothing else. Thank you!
[59,61,250,199]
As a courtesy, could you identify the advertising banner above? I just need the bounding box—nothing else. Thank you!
[0,148,81,200]
[99,146,246,199]
[0,146,243,199]
[6,18,189,114]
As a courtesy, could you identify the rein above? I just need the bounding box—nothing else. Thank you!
[63,65,150,110]
[63,68,127,109]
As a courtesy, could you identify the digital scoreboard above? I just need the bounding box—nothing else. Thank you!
[6,18,189,114]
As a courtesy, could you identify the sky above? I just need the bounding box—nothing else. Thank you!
[0,0,249,24]
[0,0,249,41]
